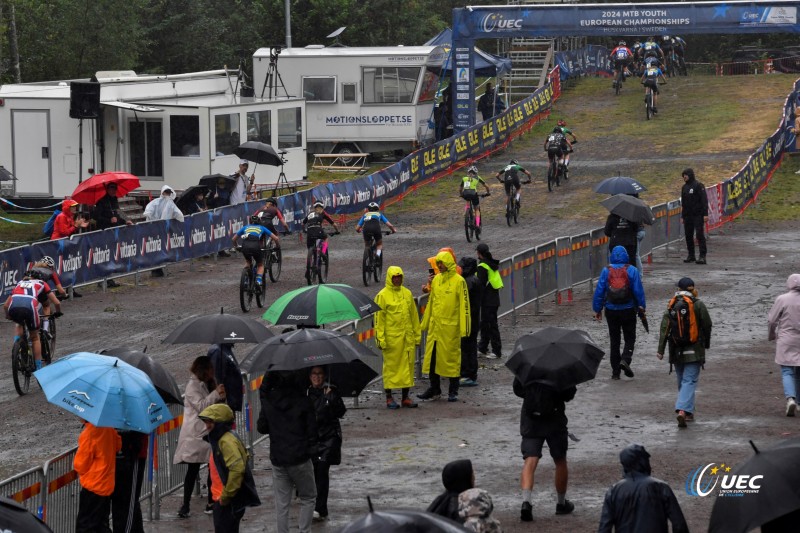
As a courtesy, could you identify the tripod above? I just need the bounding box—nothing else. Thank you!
[260,46,289,99]
[273,152,292,197]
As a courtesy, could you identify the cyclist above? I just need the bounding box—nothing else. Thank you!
[231,215,280,287]
[672,35,687,73]
[3,275,61,370]
[638,37,665,65]
[641,60,667,114]
[555,119,578,178]
[609,41,634,89]
[254,197,290,257]
[356,202,396,265]
[26,256,67,333]
[544,128,572,187]
[459,166,491,230]
[495,160,532,207]
[302,201,340,282]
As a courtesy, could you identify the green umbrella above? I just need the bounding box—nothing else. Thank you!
[263,284,381,327]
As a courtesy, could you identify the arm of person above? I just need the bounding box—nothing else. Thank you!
[184,383,222,414]
[355,214,365,232]
[172,203,185,222]
[663,485,690,533]
[3,295,11,318]
[46,292,61,315]
[597,489,615,533]
[218,438,246,504]
[275,209,289,230]
[592,269,609,316]
[326,389,347,418]
[51,271,67,297]
[373,296,385,350]
[386,221,397,233]
[767,299,783,341]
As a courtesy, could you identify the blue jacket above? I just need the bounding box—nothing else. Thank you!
[592,246,646,312]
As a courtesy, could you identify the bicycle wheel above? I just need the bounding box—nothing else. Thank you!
[513,199,519,224]
[362,248,372,287]
[40,331,52,366]
[615,71,622,95]
[47,318,56,362]
[374,249,382,282]
[12,339,31,396]
[465,210,474,242]
[645,93,653,120]
[547,160,556,192]
[506,198,513,227]
[255,271,266,309]
[239,268,253,312]
[267,249,282,282]
[318,253,329,284]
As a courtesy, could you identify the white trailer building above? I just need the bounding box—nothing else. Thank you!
[0,70,306,199]
[253,45,447,158]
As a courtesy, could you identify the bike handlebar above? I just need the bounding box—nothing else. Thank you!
[383,230,394,235]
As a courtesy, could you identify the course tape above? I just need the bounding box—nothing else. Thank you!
[0,198,62,210]
[0,214,37,225]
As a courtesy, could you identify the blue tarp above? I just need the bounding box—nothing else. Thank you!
[425,28,513,77]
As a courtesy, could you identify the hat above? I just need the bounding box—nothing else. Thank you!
[677,277,695,290]
[239,159,249,165]
[476,243,490,255]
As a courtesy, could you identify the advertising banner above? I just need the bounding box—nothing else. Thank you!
[722,129,782,215]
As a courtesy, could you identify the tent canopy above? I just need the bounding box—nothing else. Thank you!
[424,28,512,77]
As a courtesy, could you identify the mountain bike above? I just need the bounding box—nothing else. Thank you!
[464,193,490,242]
[547,153,565,192]
[238,249,267,312]
[12,313,58,396]
[265,232,290,282]
[643,81,665,120]
[504,189,520,226]
[613,67,626,96]
[362,230,393,286]
[307,231,339,285]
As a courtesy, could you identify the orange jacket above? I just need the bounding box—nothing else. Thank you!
[51,199,79,240]
[73,422,122,496]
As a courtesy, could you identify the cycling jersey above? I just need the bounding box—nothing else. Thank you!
[8,279,50,331]
[641,41,661,55]
[643,66,663,80]
[357,211,389,231]
[644,56,661,68]
[255,205,285,227]
[546,132,567,152]
[461,175,486,191]
[501,164,526,182]
[610,46,633,62]
[302,210,335,244]
[235,224,274,242]
[12,279,51,303]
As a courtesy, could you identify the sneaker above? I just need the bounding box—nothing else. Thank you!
[401,398,418,408]
[313,511,327,522]
[71,290,83,298]
[460,378,478,387]
[217,250,231,258]
[695,257,707,265]
[677,410,687,428]
[555,500,575,515]
[418,389,441,401]
[485,353,502,360]
[683,256,696,263]
[611,374,621,380]
[447,394,459,402]
[620,360,634,378]
[652,107,658,114]
[204,504,214,515]
[684,412,695,422]
[787,397,797,417]
[106,279,120,288]
[520,501,533,522]
[478,349,488,356]
[386,398,399,410]
[178,505,190,519]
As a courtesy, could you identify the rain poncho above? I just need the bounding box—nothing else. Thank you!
[421,251,470,378]
[144,185,184,222]
[374,266,420,389]
[598,444,688,533]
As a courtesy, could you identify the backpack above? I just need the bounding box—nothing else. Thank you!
[606,265,632,304]
[667,294,700,347]
[42,209,61,238]
[523,383,559,418]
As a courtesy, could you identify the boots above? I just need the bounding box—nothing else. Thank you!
[683,255,696,263]
[695,256,707,265]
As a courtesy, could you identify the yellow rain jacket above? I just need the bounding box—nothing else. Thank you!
[374,266,421,389]
[421,251,470,378]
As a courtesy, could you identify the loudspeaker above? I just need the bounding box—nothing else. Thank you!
[69,82,101,119]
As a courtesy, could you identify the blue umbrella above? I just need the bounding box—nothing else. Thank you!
[34,352,173,433]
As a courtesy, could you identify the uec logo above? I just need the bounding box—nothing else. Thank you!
[481,13,523,32]
[686,463,763,497]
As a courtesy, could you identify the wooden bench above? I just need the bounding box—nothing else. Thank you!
[312,153,370,173]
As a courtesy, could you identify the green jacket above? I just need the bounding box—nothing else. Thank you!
[657,292,712,365]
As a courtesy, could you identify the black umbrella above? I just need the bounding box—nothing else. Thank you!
[600,194,655,225]
[637,309,650,333]
[233,141,283,167]
[0,496,53,533]
[198,174,236,189]
[163,308,274,345]
[505,327,605,390]
[175,185,208,210]
[239,328,379,397]
[709,437,800,533]
[98,347,183,404]
[263,284,382,327]
[0,166,17,182]
[340,497,468,532]
[593,176,647,196]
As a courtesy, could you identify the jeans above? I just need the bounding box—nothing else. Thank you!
[781,365,800,399]
[675,362,701,414]
[604,307,637,376]
[272,460,316,533]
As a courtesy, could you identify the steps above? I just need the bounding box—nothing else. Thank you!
[118,196,146,224]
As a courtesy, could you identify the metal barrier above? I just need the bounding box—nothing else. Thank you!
[555,237,572,303]
[2,465,45,518]
[570,232,592,289]
[510,248,538,318]
[42,448,80,532]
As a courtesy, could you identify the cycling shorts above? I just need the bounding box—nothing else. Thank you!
[241,240,265,263]
[461,189,480,207]
[502,176,521,196]
[613,58,631,72]
[306,233,328,249]
[8,297,41,331]
[643,79,659,93]
[547,146,565,159]
[362,227,383,245]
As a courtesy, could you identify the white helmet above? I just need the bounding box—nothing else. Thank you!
[41,256,55,268]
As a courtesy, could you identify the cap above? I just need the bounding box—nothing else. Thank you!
[239,159,249,165]
[65,199,78,207]
[476,243,490,255]
[677,277,695,290]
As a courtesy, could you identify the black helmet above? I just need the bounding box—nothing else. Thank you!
[509,159,517,165]
[26,269,43,280]
[249,214,261,224]
[553,127,562,133]
[265,197,277,206]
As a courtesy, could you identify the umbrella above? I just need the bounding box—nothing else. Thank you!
[70,171,140,205]
[175,184,208,210]
[233,141,283,167]
[198,174,235,189]
[340,498,468,533]
[709,437,800,533]
[593,176,647,196]
[163,307,274,345]
[239,328,379,397]
[0,496,53,533]
[637,309,650,333]
[263,284,381,326]
[0,166,17,181]
[98,347,182,404]
[600,194,655,226]
[34,352,173,433]
[505,327,605,390]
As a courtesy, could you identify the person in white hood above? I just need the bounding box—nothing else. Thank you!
[144,185,184,277]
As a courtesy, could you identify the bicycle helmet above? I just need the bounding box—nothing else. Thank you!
[367,202,380,211]
[313,201,324,209]
[553,127,562,133]
[619,41,626,47]
[510,159,518,165]
[249,214,261,224]
[40,256,55,269]
[25,269,43,280]
[265,197,277,206]
[557,119,566,127]
[467,166,478,175]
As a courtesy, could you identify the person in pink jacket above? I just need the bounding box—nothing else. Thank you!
[768,273,800,417]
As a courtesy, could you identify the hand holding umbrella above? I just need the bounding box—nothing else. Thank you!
[601,194,655,226]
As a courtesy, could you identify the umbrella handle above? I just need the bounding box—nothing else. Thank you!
[248,165,258,200]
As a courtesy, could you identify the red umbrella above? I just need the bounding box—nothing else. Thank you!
[70,171,140,205]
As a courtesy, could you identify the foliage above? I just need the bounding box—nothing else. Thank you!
[0,209,48,250]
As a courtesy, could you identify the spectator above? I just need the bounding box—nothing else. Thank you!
[230,160,253,205]
[478,82,505,120]
[174,356,225,518]
[768,274,800,417]
[419,250,471,402]
[459,257,482,387]
[427,459,474,522]
[184,188,208,216]
[422,247,460,294]
[51,199,89,240]
[144,185,184,277]
[592,246,646,380]
[207,177,232,209]
[207,344,244,413]
[256,371,318,533]
[513,378,576,521]
[598,443,689,533]
[92,183,129,230]
[680,168,708,264]
[199,404,260,533]
[307,366,347,522]
[459,488,503,533]
[374,266,421,409]
[604,213,641,272]
[657,277,713,428]
[111,431,148,533]
[476,243,503,360]
[74,420,122,533]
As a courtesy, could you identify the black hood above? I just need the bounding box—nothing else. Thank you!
[620,443,652,476]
